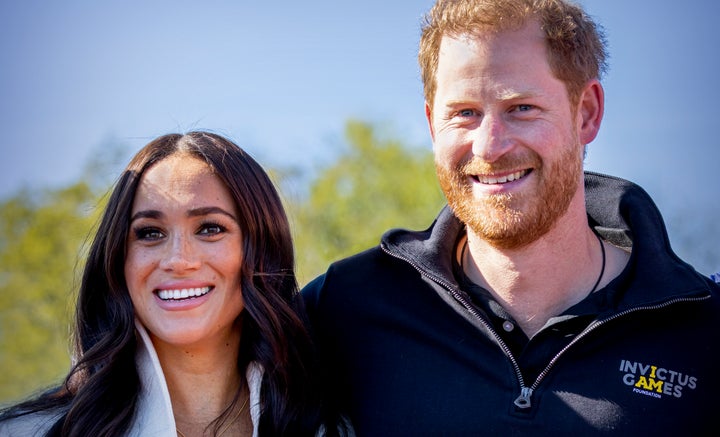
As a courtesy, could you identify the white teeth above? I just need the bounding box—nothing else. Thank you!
[478,170,528,185]
[157,286,211,301]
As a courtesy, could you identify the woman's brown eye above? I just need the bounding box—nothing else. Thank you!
[198,222,226,236]
[134,227,164,240]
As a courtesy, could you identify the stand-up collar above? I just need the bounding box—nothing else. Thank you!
[381,172,713,309]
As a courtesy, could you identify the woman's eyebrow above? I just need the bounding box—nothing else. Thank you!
[187,206,237,221]
[129,206,238,222]
[129,209,163,222]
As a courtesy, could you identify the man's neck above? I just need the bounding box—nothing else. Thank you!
[463,216,609,338]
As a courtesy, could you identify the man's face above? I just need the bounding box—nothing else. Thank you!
[428,21,586,249]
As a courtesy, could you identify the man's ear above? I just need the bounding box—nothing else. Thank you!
[425,101,436,142]
[577,79,604,145]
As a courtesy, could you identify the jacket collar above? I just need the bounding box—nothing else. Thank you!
[133,320,177,436]
[583,172,712,307]
[381,172,713,308]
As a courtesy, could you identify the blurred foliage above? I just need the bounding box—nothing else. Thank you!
[290,120,446,284]
[0,182,102,403]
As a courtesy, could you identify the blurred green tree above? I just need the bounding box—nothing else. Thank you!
[0,183,101,403]
[0,134,125,405]
[290,120,446,284]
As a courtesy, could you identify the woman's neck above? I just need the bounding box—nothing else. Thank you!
[152,320,244,430]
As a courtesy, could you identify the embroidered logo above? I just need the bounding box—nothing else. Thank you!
[619,359,698,399]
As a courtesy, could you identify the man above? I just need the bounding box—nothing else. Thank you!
[303,0,720,434]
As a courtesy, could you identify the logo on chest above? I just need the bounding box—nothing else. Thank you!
[619,359,698,399]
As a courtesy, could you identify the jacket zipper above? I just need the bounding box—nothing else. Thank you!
[381,244,710,410]
[381,246,529,405]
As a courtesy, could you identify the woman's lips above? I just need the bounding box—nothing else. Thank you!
[156,286,212,301]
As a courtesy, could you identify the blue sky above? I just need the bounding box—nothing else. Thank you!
[1,0,718,273]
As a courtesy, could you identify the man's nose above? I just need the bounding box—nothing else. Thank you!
[471,114,512,162]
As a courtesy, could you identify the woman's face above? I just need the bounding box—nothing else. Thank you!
[125,152,245,350]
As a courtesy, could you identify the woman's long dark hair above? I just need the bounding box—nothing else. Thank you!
[0,132,341,436]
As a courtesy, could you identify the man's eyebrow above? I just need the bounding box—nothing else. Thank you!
[441,88,541,107]
[496,88,539,101]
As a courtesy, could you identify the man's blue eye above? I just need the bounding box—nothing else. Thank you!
[459,109,475,117]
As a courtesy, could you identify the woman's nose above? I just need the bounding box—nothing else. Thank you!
[159,233,201,273]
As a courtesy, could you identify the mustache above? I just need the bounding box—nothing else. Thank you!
[455,152,541,175]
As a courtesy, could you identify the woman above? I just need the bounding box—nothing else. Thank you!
[0,132,345,436]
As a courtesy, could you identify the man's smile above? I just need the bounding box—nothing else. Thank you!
[472,169,531,185]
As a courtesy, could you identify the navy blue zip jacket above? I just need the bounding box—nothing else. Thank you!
[303,172,720,436]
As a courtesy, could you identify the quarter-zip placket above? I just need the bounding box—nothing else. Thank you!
[381,244,711,411]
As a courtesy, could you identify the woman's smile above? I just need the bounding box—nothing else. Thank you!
[124,152,245,349]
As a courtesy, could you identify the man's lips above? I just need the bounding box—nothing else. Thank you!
[155,286,213,301]
[471,169,530,185]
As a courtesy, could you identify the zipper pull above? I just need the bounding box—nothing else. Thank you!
[513,387,533,409]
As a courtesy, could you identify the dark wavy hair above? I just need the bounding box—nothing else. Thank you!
[1,132,341,436]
